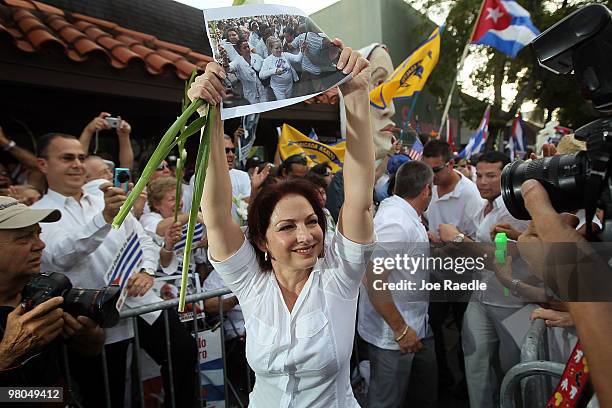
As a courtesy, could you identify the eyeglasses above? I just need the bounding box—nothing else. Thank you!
[225,147,236,154]
[49,154,88,163]
[431,162,449,173]
[156,163,169,171]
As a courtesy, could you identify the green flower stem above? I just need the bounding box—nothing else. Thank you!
[173,141,187,223]
[111,98,205,229]
[178,106,215,312]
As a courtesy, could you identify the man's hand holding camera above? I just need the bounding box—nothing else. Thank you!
[0,297,64,369]
[62,314,105,356]
[100,182,129,224]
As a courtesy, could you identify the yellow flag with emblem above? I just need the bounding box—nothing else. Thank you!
[369,26,441,109]
[279,124,345,172]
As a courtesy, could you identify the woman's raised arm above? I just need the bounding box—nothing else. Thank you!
[188,63,244,261]
[335,41,375,244]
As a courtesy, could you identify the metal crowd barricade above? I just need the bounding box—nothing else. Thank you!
[500,318,561,408]
[93,288,249,408]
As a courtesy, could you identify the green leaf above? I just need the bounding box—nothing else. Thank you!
[179,116,208,141]
[183,70,199,112]
[112,98,205,229]
[173,141,187,223]
[178,106,216,312]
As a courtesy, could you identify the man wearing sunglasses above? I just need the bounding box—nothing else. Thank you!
[421,139,482,394]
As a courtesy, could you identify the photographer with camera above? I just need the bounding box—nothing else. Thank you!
[79,112,134,171]
[0,196,104,388]
[31,133,197,407]
[492,4,612,405]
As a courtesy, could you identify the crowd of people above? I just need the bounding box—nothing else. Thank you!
[0,39,610,408]
[208,14,343,105]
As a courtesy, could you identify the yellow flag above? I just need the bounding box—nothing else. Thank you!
[369,26,441,109]
[279,124,345,172]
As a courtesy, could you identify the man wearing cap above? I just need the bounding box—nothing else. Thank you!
[0,196,105,387]
[31,133,197,407]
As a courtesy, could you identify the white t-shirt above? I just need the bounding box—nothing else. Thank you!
[209,230,375,408]
[425,171,482,240]
[470,195,530,307]
[358,195,430,349]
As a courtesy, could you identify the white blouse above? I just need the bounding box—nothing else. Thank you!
[209,230,374,408]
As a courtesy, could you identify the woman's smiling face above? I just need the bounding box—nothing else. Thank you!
[263,194,324,271]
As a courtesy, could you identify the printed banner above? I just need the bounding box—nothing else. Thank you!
[279,124,345,172]
[198,330,226,407]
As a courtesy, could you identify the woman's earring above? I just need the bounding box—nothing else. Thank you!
[265,252,268,261]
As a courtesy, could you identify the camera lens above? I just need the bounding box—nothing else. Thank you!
[501,153,589,220]
[117,171,130,183]
[63,286,121,328]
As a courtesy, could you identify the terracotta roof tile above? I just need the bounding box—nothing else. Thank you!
[70,13,117,31]
[153,39,190,55]
[114,26,155,43]
[31,1,63,15]
[4,0,34,10]
[0,0,213,80]
[187,50,214,63]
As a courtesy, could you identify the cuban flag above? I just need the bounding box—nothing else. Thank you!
[408,137,424,161]
[459,106,491,159]
[174,223,205,251]
[471,0,540,58]
[106,232,143,290]
[508,112,526,160]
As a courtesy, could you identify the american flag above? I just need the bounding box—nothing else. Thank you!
[408,137,424,160]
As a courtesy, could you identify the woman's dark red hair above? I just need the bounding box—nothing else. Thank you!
[247,178,327,271]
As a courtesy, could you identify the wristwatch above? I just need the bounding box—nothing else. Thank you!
[452,233,465,243]
[2,140,16,152]
[511,278,522,296]
[141,267,156,277]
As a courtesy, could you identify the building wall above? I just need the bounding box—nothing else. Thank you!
[313,0,464,142]
[311,0,383,50]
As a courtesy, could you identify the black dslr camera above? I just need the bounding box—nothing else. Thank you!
[501,4,612,240]
[21,273,121,328]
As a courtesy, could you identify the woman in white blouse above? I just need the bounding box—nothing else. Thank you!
[188,40,374,408]
[259,36,304,100]
[228,39,268,104]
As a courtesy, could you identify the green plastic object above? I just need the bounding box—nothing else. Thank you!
[494,232,510,296]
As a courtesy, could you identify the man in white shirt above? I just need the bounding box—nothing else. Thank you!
[422,140,482,391]
[32,133,197,408]
[358,161,438,408]
[438,151,529,408]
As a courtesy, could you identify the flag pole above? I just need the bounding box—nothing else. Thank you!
[438,0,487,136]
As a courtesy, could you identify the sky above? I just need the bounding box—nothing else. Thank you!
[173,0,535,115]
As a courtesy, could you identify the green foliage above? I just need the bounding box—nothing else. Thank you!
[113,70,210,312]
[409,0,612,130]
